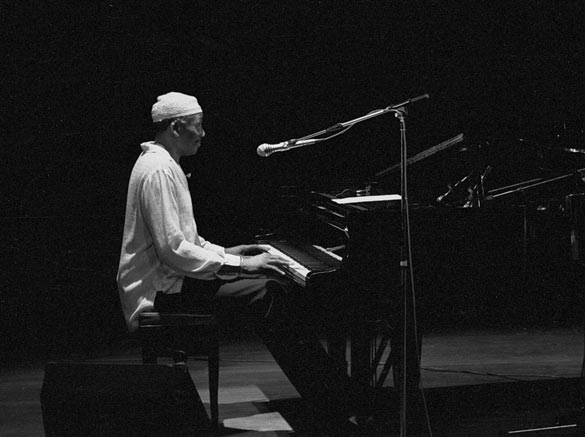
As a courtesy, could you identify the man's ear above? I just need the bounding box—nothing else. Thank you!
[170,120,181,136]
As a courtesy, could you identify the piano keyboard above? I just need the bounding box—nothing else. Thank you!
[265,241,342,287]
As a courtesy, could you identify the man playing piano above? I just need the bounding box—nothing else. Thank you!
[117,92,374,434]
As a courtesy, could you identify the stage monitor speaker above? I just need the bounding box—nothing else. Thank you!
[41,361,210,436]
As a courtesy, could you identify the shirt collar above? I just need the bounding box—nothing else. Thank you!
[140,141,188,177]
[140,141,173,159]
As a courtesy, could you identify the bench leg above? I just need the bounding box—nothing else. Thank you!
[208,340,219,435]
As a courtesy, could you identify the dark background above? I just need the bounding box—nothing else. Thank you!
[2,0,585,364]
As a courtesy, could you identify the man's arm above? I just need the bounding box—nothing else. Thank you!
[141,169,239,277]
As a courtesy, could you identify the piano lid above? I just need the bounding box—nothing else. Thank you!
[375,133,465,178]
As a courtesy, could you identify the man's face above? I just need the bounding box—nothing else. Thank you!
[177,114,205,157]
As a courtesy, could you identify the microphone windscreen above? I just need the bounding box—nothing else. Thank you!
[256,144,268,157]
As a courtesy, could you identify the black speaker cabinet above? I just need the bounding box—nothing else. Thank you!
[41,362,211,436]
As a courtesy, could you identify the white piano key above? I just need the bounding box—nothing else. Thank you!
[265,245,310,285]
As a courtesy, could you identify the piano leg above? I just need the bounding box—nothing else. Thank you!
[325,331,348,375]
[350,321,375,387]
[347,317,414,389]
[324,310,383,387]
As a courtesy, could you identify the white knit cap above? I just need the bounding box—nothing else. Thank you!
[151,92,203,123]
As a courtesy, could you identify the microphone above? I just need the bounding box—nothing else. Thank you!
[256,138,319,157]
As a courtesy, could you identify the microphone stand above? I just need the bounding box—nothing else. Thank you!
[392,105,429,437]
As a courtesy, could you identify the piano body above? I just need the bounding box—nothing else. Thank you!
[260,132,585,389]
[261,190,405,387]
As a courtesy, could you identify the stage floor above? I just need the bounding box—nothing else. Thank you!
[1,327,584,436]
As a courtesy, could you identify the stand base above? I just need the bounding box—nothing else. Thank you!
[502,423,580,435]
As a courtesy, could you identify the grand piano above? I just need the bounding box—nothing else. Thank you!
[259,131,585,391]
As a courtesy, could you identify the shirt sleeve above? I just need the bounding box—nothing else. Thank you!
[197,235,225,255]
[141,168,240,278]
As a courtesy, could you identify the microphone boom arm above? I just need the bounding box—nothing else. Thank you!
[300,93,430,141]
[259,93,429,156]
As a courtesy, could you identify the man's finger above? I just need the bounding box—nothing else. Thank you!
[269,256,293,266]
[266,264,287,276]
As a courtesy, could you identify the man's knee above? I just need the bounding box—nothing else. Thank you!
[242,278,300,332]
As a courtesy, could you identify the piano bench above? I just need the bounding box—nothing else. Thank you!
[137,311,219,433]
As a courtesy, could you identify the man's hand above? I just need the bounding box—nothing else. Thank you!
[241,252,292,276]
[226,244,272,256]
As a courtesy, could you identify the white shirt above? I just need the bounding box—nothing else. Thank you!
[117,142,240,331]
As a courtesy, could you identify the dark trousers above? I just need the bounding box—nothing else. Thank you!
[154,275,371,423]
